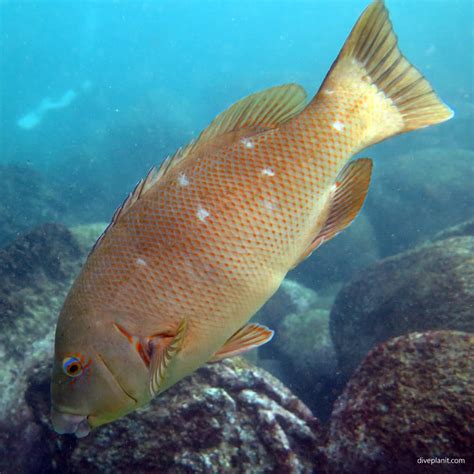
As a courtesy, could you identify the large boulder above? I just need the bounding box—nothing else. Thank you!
[325,331,474,474]
[2,356,324,474]
[55,359,323,473]
[364,148,474,256]
[330,236,474,380]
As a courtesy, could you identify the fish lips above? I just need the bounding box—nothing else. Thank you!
[51,407,91,438]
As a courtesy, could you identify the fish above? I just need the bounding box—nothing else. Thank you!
[51,0,453,437]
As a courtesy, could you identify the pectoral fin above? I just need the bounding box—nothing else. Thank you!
[149,318,188,397]
[293,158,373,267]
[209,323,274,363]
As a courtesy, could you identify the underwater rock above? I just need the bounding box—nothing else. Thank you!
[0,164,65,247]
[275,309,339,422]
[365,148,474,257]
[6,358,324,474]
[68,222,107,254]
[330,236,474,380]
[256,279,341,421]
[0,223,86,474]
[257,277,338,335]
[433,217,474,241]
[325,331,474,474]
[292,212,380,290]
[279,309,336,379]
[60,359,323,473]
[0,224,82,415]
[257,278,319,330]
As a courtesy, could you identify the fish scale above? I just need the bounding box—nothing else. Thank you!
[51,0,453,436]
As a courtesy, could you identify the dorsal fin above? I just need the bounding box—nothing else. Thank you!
[292,158,373,268]
[187,83,307,158]
[154,83,308,170]
[89,84,307,256]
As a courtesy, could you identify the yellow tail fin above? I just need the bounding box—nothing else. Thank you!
[318,0,453,146]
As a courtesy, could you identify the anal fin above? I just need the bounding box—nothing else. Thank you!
[293,158,373,267]
[209,323,274,363]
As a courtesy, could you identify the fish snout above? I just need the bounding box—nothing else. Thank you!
[51,407,91,438]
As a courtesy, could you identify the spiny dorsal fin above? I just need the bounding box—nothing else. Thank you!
[90,84,307,256]
[149,318,188,397]
[292,158,373,268]
[209,323,274,363]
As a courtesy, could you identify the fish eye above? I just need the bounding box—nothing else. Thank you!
[62,356,83,378]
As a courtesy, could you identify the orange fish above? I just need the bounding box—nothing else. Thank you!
[51,0,452,437]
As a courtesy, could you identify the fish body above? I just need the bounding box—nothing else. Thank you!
[51,0,452,436]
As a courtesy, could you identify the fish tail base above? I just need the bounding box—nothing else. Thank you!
[316,0,453,146]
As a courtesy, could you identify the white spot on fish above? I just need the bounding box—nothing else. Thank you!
[332,120,345,132]
[324,89,335,95]
[178,173,189,186]
[136,258,147,267]
[262,199,277,212]
[261,168,275,177]
[197,206,210,221]
[241,138,254,149]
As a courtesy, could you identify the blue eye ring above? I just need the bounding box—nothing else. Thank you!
[62,356,83,378]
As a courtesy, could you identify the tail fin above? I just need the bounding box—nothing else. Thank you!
[317,0,453,145]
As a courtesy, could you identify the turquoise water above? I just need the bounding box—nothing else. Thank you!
[0,1,473,472]
[1,0,471,232]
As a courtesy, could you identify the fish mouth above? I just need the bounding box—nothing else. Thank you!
[51,355,137,438]
[51,407,91,438]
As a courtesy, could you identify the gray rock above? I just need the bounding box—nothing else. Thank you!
[279,309,337,379]
[325,331,474,474]
[259,279,319,324]
[256,278,333,333]
[330,236,474,380]
[433,217,474,241]
[0,223,83,415]
[256,280,340,422]
[365,148,474,256]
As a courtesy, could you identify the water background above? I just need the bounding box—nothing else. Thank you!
[1,0,472,234]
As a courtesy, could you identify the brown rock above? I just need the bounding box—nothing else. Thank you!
[15,359,324,474]
[330,236,474,379]
[325,331,474,474]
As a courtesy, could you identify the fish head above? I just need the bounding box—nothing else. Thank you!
[50,298,147,437]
